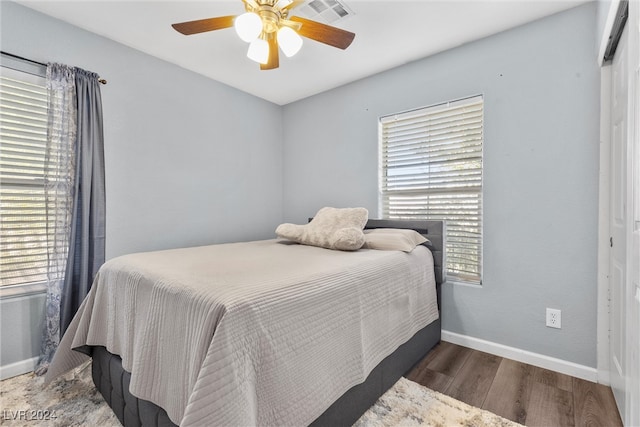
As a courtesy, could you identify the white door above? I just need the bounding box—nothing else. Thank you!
[609,21,628,419]
[626,1,639,425]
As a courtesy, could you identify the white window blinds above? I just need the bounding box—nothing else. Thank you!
[0,66,50,287]
[380,95,483,284]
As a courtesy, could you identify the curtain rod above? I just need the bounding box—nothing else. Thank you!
[1,51,107,85]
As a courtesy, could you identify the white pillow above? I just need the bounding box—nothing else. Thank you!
[275,207,368,251]
[362,228,429,252]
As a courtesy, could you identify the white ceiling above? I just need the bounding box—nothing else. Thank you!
[17,0,588,105]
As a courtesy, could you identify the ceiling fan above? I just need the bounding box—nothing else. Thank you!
[171,0,356,70]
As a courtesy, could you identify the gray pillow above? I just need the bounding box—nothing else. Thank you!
[276,207,368,251]
[362,228,429,252]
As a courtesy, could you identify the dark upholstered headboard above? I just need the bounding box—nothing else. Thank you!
[364,219,446,286]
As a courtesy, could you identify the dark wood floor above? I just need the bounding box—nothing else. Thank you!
[407,341,623,427]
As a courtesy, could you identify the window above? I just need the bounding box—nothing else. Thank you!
[0,64,51,288]
[379,95,483,284]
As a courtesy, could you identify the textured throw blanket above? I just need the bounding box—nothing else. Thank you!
[46,239,438,426]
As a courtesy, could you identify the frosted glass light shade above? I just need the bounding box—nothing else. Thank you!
[277,27,303,57]
[235,13,262,42]
[247,38,269,64]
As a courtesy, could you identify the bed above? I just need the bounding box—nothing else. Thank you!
[46,218,445,427]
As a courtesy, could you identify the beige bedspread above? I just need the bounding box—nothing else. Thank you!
[46,239,438,426]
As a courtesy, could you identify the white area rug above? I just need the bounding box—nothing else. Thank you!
[355,377,522,427]
[1,365,521,426]
[0,362,119,426]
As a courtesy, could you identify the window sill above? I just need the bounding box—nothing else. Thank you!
[0,282,47,300]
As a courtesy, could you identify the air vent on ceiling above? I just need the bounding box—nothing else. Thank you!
[297,0,354,24]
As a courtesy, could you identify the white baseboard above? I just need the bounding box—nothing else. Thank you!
[0,357,38,380]
[442,330,598,383]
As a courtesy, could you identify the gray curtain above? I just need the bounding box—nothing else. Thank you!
[59,68,106,335]
[35,65,105,375]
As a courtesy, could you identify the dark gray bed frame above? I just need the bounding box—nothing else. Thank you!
[89,219,446,427]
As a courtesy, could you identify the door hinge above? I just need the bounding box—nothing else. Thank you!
[610,236,613,247]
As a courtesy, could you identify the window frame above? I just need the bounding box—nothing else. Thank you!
[378,95,484,286]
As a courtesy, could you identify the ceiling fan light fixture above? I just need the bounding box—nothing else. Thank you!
[247,37,270,64]
[277,26,303,57]
[234,12,263,42]
[171,1,356,70]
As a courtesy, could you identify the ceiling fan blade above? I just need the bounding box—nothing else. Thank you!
[261,34,280,70]
[172,16,235,35]
[289,16,355,49]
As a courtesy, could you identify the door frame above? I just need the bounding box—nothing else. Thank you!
[596,0,622,389]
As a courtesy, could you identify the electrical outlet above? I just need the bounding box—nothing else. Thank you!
[546,308,561,329]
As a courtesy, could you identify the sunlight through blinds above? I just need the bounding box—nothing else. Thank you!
[0,67,52,287]
[380,95,483,284]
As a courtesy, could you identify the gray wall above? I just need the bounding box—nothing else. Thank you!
[0,293,45,371]
[0,2,283,371]
[282,3,600,367]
